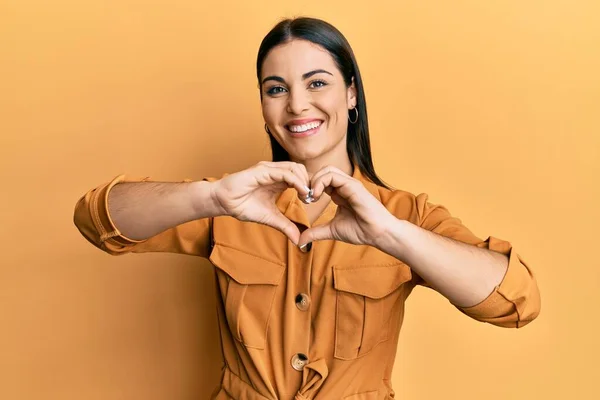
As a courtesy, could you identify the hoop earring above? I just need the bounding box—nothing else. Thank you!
[348,106,359,124]
[264,123,271,134]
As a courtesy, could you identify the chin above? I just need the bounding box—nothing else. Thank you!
[289,145,325,162]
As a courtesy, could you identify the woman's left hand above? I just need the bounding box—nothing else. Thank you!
[298,166,395,247]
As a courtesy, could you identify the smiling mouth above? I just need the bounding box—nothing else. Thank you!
[285,120,323,134]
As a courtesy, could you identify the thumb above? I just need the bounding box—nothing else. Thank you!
[298,224,333,247]
[267,213,300,245]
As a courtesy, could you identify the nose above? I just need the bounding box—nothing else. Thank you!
[287,87,310,115]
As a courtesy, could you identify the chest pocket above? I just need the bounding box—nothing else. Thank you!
[209,243,285,349]
[332,261,412,360]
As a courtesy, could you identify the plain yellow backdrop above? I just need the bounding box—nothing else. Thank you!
[1,1,598,399]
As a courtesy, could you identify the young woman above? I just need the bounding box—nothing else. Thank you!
[74,17,540,400]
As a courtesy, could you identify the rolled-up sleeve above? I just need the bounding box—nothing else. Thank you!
[73,174,217,258]
[415,193,541,328]
[458,237,541,328]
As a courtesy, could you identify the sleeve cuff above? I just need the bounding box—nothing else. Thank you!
[89,174,151,247]
[458,236,541,328]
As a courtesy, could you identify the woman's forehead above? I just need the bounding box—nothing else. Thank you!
[261,39,338,79]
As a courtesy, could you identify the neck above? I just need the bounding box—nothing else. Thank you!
[300,156,353,179]
[292,139,354,178]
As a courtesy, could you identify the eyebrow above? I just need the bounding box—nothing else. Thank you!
[261,69,333,85]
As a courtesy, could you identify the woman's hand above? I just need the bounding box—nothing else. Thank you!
[298,166,395,247]
[211,161,311,245]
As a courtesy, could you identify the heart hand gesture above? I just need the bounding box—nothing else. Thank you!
[298,166,394,247]
[211,161,311,245]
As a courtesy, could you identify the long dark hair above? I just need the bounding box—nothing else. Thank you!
[256,17,393,190]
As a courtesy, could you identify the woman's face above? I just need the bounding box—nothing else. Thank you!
[260,39,356,163]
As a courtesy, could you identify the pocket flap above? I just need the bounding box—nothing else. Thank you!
[209,244,285,285]
[333,262,412,299]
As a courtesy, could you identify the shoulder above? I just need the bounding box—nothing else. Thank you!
[375,185,445,225]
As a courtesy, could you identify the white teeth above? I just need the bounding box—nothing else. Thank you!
[288,121,321,133]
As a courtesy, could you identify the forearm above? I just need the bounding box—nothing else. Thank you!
[375,218,508,307]
[108,179,225,241]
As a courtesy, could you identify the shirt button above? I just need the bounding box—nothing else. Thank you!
[299,242,312,253]
[291,353,309,371]
[295,293,310,311]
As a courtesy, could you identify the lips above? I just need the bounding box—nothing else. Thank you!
[285,119,324,135]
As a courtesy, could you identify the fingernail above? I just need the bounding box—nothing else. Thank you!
[303,188,315,204]
[304,185,311,194]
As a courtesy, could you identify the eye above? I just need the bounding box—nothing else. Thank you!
[266,86,287,96]
[309,80,327,89]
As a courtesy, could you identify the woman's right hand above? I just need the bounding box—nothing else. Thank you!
[210,161,312,245]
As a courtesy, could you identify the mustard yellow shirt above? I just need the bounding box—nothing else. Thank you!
[73,167,540,399]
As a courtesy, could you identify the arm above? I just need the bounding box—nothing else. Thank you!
[376,193,541,328]
[376,219,508,307]
[73,174,225,256]
[107,177,224,240]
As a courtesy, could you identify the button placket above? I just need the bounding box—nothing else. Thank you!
[291,353,309,371]
[299,242,312,253]
[290,222,312,374]
[295,293,310,311]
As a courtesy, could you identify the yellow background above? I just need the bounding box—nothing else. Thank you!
[1,1,598,399]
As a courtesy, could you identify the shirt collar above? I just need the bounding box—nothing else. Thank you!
[276,164,382,227]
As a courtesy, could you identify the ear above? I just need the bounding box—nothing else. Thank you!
[347,76,357,109]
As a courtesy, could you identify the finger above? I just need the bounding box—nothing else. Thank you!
[309,165,338,187]
[285,163,311,201]
[309,166,351,198]
[266,213,301,245]
[304,166,333,203]
[258,160,300,170]
[259,166,311,196]
[292,163,310,199]
[295,163,310,192]
[298,224,333,246]
[262,161,310,187]
[311,170,358,201]
[260,161,298,169]
[272,162,311,194]
[268,162,311,201]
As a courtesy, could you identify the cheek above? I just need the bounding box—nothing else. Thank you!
[261,100,278,122]
[323,100,346,129]
[319,91,347,120]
